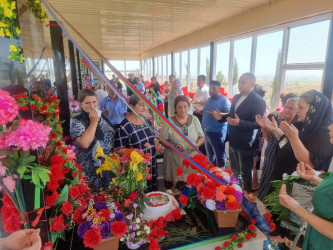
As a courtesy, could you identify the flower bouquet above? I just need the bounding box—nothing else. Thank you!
[69,97,80,118]
[76,192,127,249]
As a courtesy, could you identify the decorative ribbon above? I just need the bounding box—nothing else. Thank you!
[23,206,50,227]
[22,175,46,210]
[41,0,230,186]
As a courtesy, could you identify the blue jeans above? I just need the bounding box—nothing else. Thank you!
[229,146,256,192]
[204,131,227,167]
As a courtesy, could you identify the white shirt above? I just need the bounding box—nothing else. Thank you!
[193,85,209,111]
[235,95,247,111]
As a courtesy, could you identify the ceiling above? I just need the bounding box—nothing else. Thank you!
[44,0,271,58]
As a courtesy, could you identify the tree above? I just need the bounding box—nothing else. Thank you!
[232,57,239,85]
[271,50,282,110]
[216,71,227,87]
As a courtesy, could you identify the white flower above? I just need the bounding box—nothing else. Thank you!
[137,231,141,236]
[136,218,141,223]
[282,173,289,180]
[205,199,216,211]
[221,172,231,183]
[120,237,124,242]
[232,184,242,192]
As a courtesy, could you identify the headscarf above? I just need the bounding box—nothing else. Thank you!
[169,79,183,101]
[295,90,333,144]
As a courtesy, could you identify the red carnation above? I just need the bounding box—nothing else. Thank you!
[182,158,191,168]
[19,106,29,111]
[226,201,239,210]
[264,213,271,222]
[114,201,123,210]
[187,173,196,186]
[148,237,160,250]
[83,229,102,248]
[269,222,276,231]
[16,93,27,99]
[61,201,73,216]
[179,194,188,206]
[165,212,173,222]
[223,240,230,247]
[46,180,59,192]
[238,242,243,248]
[99,209,111,219]
[193,175,203,186]
[68,186,80,199]
[4,215,23,233]
[129,191,138,201]
[225,186,236,195]
[245,232,252,240]
[176,167,183,177]
[231,235,238,241]
[248,224,256,231]
[45,191,59,206]
[41,241,53,250]
[50,214,67,232]
[50,155,66,167]
[249,218,256,224]
[49,165,64,181]
[252,232,257,238]
[73,209,84,224]
[202,186,215,200]
[215,247,222,250]
[75,163,82,171]
[76,184,86,195]
[111,221,127,237]
[207,179,217,189]
[224,169,232,175]
[172,208,183,220]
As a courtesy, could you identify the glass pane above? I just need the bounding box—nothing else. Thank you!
[167,54,171,78]
[190,49,198,92]
[110,60,125,70]
[126,60,140,75]
[199,46,210,77]
[159,56,163,83]
[287,20,330,64]
[149,58,153,79]
[154,57,158,77]
[215,42,230,88]
[174,52,180,78]
[284,70,323,94]
[255,31,283,110]
[163,55,167,83]
[233,37,252,94]
[182,51,188,87]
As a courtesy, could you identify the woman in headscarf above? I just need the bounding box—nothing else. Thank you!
[167,74,183,117]
[271,90,333,181]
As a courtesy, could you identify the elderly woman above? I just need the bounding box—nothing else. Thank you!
[271,90,333,181]
[114,95,158,192]
[70,89,115,191]
[279,121,333,249]
[160,95,205,188]
[168,75,183,117]
[255,97,298,201]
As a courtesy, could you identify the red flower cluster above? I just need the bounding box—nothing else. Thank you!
[83,229,102,248]
[111,221,128,237]
[50,214,67,232]
[1,194,23,233]
[129,191,138,201]
[176,166,183,177]
[179,194,188,207]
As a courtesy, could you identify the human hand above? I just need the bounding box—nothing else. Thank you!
[1,229,41,250]
[211,109,222,120]
[89,109,99,124]
[280,121,298,141]
[102,108,109,115]
[255,115,266,128]
[227,113,240,126]
[279,184,301,212]
[296,162,320,185]
[175,144,186,152]
[264,116,278,132]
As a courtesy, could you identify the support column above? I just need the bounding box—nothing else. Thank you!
[210,41,216,82]
[76,48,83,90]
[50,21,70,136]
[323,16,333,101]
[68,40,78,99]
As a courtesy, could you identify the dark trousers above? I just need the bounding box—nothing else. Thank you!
[194,112,206,154]
[204,131,227,167]
[229,146,256,192]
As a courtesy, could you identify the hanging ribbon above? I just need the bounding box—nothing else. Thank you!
[41,0,229,186]
[22,175,46,210]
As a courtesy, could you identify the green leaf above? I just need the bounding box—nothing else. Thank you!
[55,185,69,206]
[17,166,27,178]
[50,231,58,244]
[59,230,66,241]
[71,174,79,186]
[21,155,36,165]
[31,169,39,185]
[37,171,50,183]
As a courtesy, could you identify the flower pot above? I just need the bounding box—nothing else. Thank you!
[94,237,119,250]
[126,240,144,249]
[214,208,241,228]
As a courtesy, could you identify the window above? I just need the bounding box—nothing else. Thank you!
[287,20,330,64]
[167,54,172,78]
[284,70,323,94]
[174,52,180,78]
[162,55,167,83]
[199,46,210,77]
[126,60,140,76]
[182,50,188,87]
[216,42,230,88]
[190,48,198,92]
[255,31,283,109]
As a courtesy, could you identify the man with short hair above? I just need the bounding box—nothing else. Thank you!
[202,80,230,167]
[99,85,127,130]
[134,76,145,94]
[126,73,135,96]
[213,73,266,192]
[192,75,209,124]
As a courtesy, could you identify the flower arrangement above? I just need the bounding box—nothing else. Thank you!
[69,97,80,118]
[0,89,19,125]
[76,192,127,248]
[95,147,152,201]
[179,154,243,211]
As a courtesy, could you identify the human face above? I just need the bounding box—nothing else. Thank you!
[131,100,147,117]
[106,86,115,97]
[296,98,310,122]
[209,84,220,98]
[169,76,175,84]
[283,100,297,122]
[238,75,254,95]
[30,82,47,97]
[80,96,98,113]
[175,101,189,117]
[197,77,205,89]
[151,79,156,84]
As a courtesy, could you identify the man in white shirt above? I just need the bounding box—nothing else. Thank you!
[191,75,209,124]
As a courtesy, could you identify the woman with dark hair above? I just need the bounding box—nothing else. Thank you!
[70,89,115,191]
[271,90,333,181]
[114,95,158,191]
[160,95,205,188]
